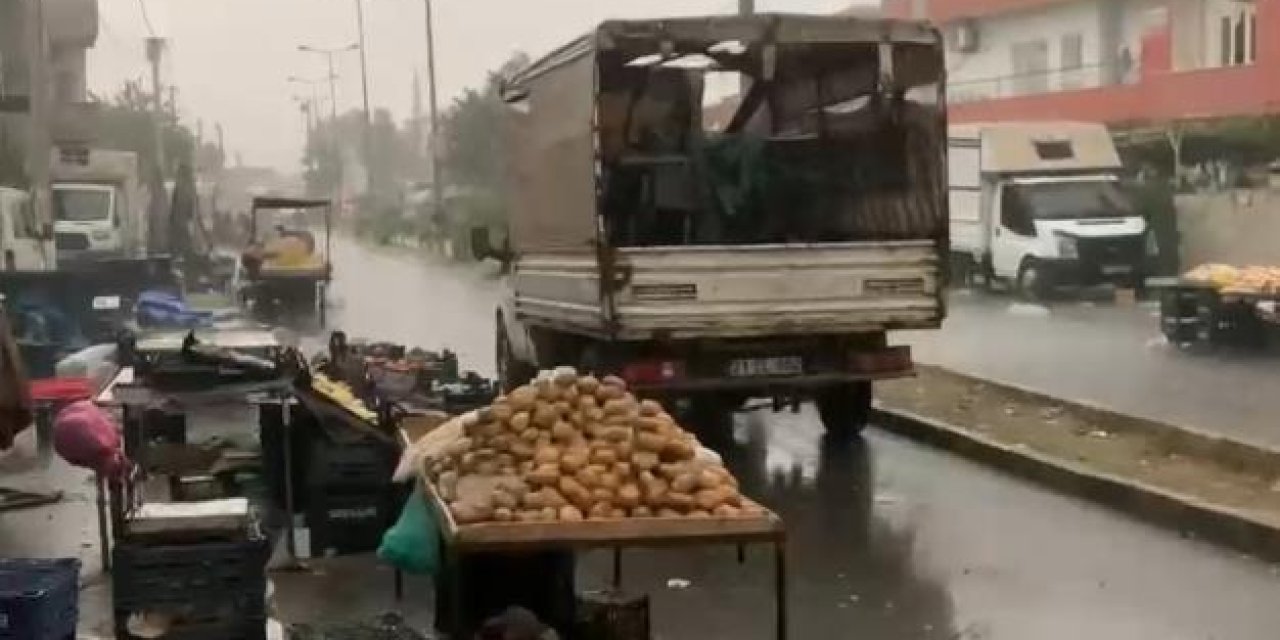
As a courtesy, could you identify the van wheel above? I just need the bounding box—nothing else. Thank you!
[496,322,536,392]
[815,382,872,439]
[1017,260,1048,300]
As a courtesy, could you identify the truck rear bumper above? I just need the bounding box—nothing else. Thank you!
[1040,258,1142,286]
[618,345,915,393]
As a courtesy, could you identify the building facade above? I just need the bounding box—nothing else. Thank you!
[883,0,1278,126]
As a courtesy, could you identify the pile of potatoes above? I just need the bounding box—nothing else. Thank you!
[426,368,760,525]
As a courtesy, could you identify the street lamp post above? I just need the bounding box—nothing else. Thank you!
[298,44,359,208]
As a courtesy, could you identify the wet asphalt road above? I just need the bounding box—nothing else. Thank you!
[4,236,1280,638]
[320,237,1280,639]
[906,292,1280,449]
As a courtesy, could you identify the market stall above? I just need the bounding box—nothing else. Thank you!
[1152,264,1280,351]
[408,368,788,639]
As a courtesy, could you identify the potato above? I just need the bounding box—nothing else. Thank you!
[695,488,726,511]
[489,433,514,453]
[665,492,695,511]
[515,510,539,522]
[475,460,500,476]
[552,421,577,443]
[602,375,627,390]
[576,375,601,396]
[437,471,459,501]
[540,506,559,521]
[599,425,632,443]
[561,385,580,405]
[584,406,606,423]
[532,403,559,429]
[519,460,535,475]
[638,399,664,417]
[657,507,681,518]
[596,384,625,402]
[510,412,531,432]
[713,504,741,518]
[591,487,615,504]
[577,394,599,411]
[613,462,633,478]
[539,487,568,509]
[576,466,603,489]
[671,473,699,494]
[661,438,696,462]
[535,378,559,402]
[602,397,638,417]
[459,452,479,473]
[510,440,536,461]
[687,509,712,518]
[658,463,685,480]
[494,507,515,522]
[615,483,641,509]
[536,433,553,448]
[528,464,561,486]
[740,503,766,517]
[475,406,496,424]
[450,502,489,524]
[588,502,613,519]
[519,427,541,443]
[698,468,724,491]
[634,416,666,433]
[632,451,660,471]
[475,421,503,438]
[508,386,538,412]
[561,449,590,474]
[631,505,654,518]
[590,447,619,466]
[552,367,578,387]
[492,401,514,422]
[523,489,546,510]
[558,477,592,509]
[554,400,574,417]
[559,505,584,522]
[634,432,666,453]
[610,508,628,519]
[535,445,562,465]
[598,471,621,491]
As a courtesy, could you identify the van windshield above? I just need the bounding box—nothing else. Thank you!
[1008,180,1134,220]
[52,188,113,222]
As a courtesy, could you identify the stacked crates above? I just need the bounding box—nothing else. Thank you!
[111,536,270,640]
[304,433,401,556]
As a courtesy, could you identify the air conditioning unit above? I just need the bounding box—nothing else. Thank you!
[951,19,980,53]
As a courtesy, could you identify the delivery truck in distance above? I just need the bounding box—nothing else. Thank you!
[948,121,1146,298]
[475,14,949,437]
[50,147,148,263]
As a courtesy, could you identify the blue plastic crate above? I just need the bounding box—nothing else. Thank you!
[0,558,80,640]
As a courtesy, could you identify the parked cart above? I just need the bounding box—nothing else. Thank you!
[239,197,333,327]
[1150,274,1280,351]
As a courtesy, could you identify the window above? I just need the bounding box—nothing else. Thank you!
[1060,33,1084,90]
[1000,187,1035,236]
[1011,39,1049,96]
[1034,140,1075,160]
[1234,14,1247,65]
[1220,17,1232,66]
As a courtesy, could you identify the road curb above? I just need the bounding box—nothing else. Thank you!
[913,364,1280,477]
[871,405,1280,563]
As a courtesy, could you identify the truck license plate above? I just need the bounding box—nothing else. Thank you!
[1101,265,1133,275]
[728,356,803,377]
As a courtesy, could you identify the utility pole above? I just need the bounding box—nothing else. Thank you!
[424,0,443,235]
[738,0,755,94]
[298,44,357,212]
[23,0,51,262]
[146,37,169,252]
[354,0,374,199]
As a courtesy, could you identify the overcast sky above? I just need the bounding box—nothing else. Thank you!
[91,0,871,171]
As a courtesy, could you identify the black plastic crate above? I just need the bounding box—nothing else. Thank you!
[111,537,269,614]
[0,558,79,640]
[114,612,266,640]
[306,489,399,556]
[306,435,397,491]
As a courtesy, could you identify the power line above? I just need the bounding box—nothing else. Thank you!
[137,0,156,36]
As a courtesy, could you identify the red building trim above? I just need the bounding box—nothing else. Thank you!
[935,0,1280,125]
[883,0,1079,23]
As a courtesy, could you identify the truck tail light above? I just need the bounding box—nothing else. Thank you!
[621,359,685,385]
[848,346,912,375]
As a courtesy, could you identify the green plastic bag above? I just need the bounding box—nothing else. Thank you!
[378,485,440,576]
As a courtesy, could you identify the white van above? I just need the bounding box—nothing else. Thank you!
[0,187,54,271]
[948,122,1146,297]
[50,148,147,262]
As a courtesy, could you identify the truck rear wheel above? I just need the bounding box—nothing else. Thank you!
[496,323,536,392]
[815,382,872,439]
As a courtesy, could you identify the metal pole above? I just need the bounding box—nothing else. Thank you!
[355,0,374,199]
[325,55,343,210]
[424,0,444,237]
[24,0,51,265]
[147,38,167,176]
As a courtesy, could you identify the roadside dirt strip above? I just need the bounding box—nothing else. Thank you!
[876,365,1280,561]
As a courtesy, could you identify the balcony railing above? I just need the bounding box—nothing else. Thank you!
[949,63,1121,104]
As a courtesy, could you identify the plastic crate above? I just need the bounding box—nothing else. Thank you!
[0,558,80,640]
[306,488,400,556]
[306,436,397,491]
[111,537,269,614]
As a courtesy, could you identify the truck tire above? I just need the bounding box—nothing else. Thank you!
[1016,259,1048,300]
[684,394,737,447]
[496,322,536,392]
[815,382,872,439]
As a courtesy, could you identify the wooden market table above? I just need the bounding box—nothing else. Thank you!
[419,479,790,640]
